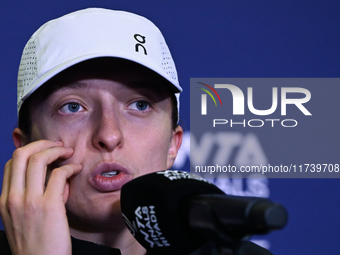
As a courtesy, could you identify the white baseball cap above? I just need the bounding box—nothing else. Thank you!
[17,8,182,115]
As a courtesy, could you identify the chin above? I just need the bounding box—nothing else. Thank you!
[67,201,126,232]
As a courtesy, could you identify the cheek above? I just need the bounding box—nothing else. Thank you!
[32,118,87,144]
[130,124,172,171]
[58,125,88,146]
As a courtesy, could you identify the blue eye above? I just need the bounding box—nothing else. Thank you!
[68,103,81,112]
[136,100,148,111]
[60,102,84,113]
[128,100,150,111]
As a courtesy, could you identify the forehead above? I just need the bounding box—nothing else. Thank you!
[34,57,174,99]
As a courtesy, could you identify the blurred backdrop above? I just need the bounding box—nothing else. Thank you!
[1,1,340,254]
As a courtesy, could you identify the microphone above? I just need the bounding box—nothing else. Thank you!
[121,170,288,255]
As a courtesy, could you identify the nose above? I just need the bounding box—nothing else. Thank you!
[92,109,123,152]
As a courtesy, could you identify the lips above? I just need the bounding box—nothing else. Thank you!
[89,162,133,192]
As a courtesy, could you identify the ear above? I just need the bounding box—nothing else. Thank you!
[12,128,29,148]
[167,125,183,169]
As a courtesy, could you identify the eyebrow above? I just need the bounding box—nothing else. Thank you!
[44,79,169,101]
[57,81,89,90]
[127,81,166,96]
[43,81,88,96]
[60,81,166,97]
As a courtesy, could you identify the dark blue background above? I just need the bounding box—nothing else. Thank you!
[1,1,339,254]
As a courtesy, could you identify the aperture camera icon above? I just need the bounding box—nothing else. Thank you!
[197,82,222,115]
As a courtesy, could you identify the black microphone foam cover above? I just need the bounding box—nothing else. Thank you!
[121,170,225,255]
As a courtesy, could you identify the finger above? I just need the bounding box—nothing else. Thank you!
[44,163,83,203]
[10,140,63,195]
[1,160,12,200]
[0,160,12,215]
[25,146,75,197]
